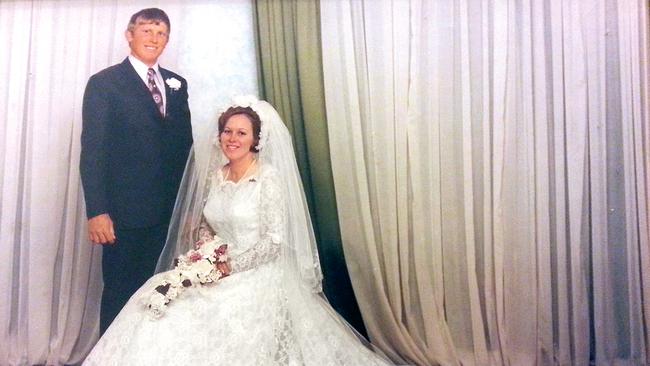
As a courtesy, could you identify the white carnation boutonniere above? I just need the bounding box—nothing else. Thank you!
[165,77,181,91]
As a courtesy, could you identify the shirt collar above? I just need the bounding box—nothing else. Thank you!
[128,55,160,79]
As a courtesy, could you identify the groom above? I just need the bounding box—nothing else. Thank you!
[80,8,192,333]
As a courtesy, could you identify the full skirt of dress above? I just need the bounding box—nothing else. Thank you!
[83,260,391,366]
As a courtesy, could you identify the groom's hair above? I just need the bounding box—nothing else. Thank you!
[218,107,262,152]
[127,8,171,34]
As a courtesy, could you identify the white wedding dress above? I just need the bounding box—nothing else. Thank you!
[83,164,392,366]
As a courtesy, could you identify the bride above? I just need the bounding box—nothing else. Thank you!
[83,96,395,365]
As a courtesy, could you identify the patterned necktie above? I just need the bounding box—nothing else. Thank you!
[147,68,165,117]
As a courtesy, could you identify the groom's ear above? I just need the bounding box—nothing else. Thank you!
[125,29,133,43]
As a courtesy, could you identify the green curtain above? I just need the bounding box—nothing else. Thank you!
[253,0,366,335]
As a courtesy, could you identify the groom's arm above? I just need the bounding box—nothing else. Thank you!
[80,73,116,244]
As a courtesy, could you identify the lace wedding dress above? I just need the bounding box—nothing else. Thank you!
[83,164,392,365]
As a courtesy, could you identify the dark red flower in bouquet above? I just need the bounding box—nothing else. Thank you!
[215,244,228,256]
[189,251,203,262]
[155,283,171,295]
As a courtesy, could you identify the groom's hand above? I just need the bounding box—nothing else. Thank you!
[88,213,116,244]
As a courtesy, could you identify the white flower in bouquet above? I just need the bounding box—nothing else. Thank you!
[146,292,168,319]
[207,268,223,283]
[166,284,180,299]
[194,260,217,282]
[167,272,184,288]
[149,292,167,307]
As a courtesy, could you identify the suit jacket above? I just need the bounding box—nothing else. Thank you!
[80,58,193,229]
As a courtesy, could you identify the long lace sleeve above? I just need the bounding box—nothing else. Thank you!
[197,215,215,242]
[230,169,285,273]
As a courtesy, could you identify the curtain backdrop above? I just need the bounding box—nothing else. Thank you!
[321,0,650,365]
[0,1,257,365]
[253,0,366,333]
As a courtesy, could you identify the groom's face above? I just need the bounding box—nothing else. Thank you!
[125,18,169,67]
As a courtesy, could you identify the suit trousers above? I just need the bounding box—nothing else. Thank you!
[100,224,168,334]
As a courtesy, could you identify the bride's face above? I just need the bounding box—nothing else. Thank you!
[220,114,255,163]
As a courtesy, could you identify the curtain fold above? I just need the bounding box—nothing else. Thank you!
[321,0,650,365]
[639,2,650,362]
[253,0,366,333]
[0,2,105,364]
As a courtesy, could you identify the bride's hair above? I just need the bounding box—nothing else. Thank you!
[217,106,261,151]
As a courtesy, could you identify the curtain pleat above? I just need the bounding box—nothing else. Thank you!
[637,2,650,363]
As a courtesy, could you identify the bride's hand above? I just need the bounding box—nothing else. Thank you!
[216,261,231,277]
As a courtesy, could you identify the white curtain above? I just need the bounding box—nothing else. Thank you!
[321,0,649,365]
[0,1,257,365]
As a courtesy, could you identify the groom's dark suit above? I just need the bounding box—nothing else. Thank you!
[80,58,192,332]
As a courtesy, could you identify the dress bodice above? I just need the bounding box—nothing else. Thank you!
[202,167,262,257]
[201,164,285,270]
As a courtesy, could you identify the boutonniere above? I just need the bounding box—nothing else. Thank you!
[165,77,181,91]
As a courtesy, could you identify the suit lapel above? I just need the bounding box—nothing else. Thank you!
[159,68,173,118]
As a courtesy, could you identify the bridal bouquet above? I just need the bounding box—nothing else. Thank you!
[143,235,228,319]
